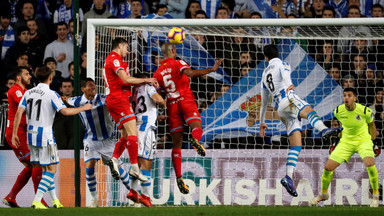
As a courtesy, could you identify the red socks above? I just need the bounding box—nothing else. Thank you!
[31,166,42,193]
[126,136,138,164]
[172,148,182,178]
[113,137,127,159]
[8,166,32,199]
[192,127,203,141]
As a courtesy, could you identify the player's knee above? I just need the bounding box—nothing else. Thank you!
[324,164,336,172]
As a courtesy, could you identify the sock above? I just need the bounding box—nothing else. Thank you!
[113,137,127,159]
[321,169,333,194]
[31,166,43,193]
[286,146,302,178]
[86,168,98,200]
[191,127,203,141]
[119,167,130,190]
[126,136,138,164]
[48,182,58,201]
[366,165,379,195]
[307,111,327,131]
[35,171,54,202]
[172,148,182,178]
[8,166,32,199]
[129,176,139,192]
[140,170,151,197]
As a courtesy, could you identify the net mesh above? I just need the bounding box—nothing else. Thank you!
[89,23,384,206]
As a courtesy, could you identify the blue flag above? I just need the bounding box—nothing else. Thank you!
[200,40,343,143]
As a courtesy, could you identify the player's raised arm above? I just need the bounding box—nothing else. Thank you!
[182,59,223,78]
[60,103,92,116]
[117,70,158,86]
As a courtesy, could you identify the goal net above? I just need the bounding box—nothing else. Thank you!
[86,18,384,206]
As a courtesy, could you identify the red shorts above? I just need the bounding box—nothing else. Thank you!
[168,97,201,135]
[106,98,136,129]
[5,127,30,162]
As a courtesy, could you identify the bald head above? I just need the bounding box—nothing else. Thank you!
[161,43,176,59]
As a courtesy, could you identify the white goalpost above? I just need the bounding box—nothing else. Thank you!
[86,18,384,207]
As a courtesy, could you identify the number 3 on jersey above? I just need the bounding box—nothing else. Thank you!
[163,74,180,98]
[266,74,275,92]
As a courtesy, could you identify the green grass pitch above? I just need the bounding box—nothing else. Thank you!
[0,206,382,216]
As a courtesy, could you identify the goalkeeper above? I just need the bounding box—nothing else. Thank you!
[310,88,380,207]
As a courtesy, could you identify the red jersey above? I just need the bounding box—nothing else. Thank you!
[103,51,131,100]
[153,58,193,103]
[6,83,27,130]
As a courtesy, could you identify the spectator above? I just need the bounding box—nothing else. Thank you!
[80,51,87,78]
[210,85,230,103]
[0,11,15,61]
[337,5,372,54]
[328,64,342,85]
[195,9,208,18]
[199,0,221,19]
[4,27,43,74]
[315,40,340,71]
[26,18,48,55]
[249,12,272,49]
[370,88,384,146]
[240,63,254,76]
[342,75,355,88]
[326,0,349,18]
[310,0,326,18]
[322,6,336,18]
[216,6,230,19]
[160,0,187,18]
[371,4,384,17]
[68,61,85,81]
[221,0,238,18]
[53,79,74,149]
[53,0,84,24]
[0,78,15,103]
[14,1,48,38]
[156,4,168,16]
[44,22,73,78]
[129,0,143,18]
[350,55,367,80]
[358,64,384,105]
[269,0,298,18]
[44,57,63,93]
[185,1,201,18]
[82,0,112,38]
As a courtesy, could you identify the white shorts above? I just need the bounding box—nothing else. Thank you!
[277,91,309,136]
[30,144,59,166]
[84,138,122,165]
[137,125,156,160]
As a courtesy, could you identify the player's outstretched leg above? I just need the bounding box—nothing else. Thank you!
[190,125,206,157]
[281,175,298,197]
[3,166,33,208]
[118,167,131,191]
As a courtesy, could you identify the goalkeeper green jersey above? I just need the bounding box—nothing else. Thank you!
[334,103,374,142]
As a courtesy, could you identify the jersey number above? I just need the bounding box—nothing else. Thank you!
[26,98,42,121]
[163,74,180,98]
[132,96,147,114]
[266,74,275,92]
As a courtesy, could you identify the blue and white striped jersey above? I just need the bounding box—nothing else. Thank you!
[19,83,66,147]
[132,84,158,131]
[199,0,221,19]
[67,94,114,141]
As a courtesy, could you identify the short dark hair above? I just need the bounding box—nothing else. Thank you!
[26,18,36,24]
[349,5,361,13]
[371,4,384,12]
[61,78,73,87]
[17,52,28,59]
[133,73,149,79]
[1,11,11,19]
[221,0,235,11]
[17,26,30,36]
[112,37,128,49]
[343,87,357,96]
[263,44,279,60]
[81,78,95,88]
[11,66,29,80]
[156,4,167,11]
[216,7,229,15]
[35,66,53,83]
[56,21,68,31]
[250,11,262,18]
[68,61,74,70]
[44,57,57,65]
[195,10,207,17]
[322,6,336,17]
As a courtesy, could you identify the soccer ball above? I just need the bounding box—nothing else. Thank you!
[168,27,185,44]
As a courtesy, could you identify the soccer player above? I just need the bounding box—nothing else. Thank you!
[103,37,157,182]
[153,43,222,194]
[12,66,92,209]
[258,44,342,197]
[127,73,165,207]
[310,88,380,207]
[65,78,131,208]
[3,66,48,208]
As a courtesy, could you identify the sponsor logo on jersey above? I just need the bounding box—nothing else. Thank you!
[121,112,125,116]
[16,90,23,97]
[113,59,120,67]
[356,115,361,120]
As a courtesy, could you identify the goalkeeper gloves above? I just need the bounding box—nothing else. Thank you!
[373,142,381,157]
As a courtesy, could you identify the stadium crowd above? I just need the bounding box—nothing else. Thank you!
[0,0,383,151]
